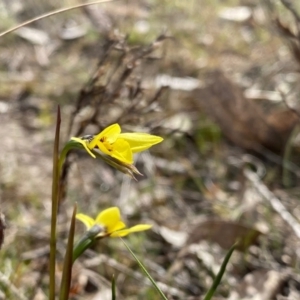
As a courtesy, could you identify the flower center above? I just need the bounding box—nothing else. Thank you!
[100,136,113,152]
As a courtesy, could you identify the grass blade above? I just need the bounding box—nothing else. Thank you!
[121,238,168,300]
[203,243,236,300]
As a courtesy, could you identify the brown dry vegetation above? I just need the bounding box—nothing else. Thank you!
[1,0,300,299]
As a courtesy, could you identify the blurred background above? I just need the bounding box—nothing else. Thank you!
[1,0,300,299]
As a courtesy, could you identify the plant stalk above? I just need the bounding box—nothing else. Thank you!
[49,107,61,300]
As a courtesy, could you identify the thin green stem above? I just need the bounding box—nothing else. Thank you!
[72,225,103,263]
[203,243,236,300]
[121,239,168,300]
[111,275,116,300]
[49,107,61,300]
[59,204,77,300]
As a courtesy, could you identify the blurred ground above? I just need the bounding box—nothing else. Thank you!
[1,0,300,299]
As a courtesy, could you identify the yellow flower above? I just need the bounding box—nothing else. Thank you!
[71,123,163,164]
[76,207,152,238]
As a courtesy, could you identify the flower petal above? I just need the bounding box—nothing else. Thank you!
[76,213,95,230]
[119,133,163,153]
[104,123,122,144]
[109,229,132,237]
[110,220,127,233]
[95,140,112,157]
[88,124,121,149]
[71,137,96,158]
[110,224,152,237]
[96,207,126,233]
[111,139,133,164]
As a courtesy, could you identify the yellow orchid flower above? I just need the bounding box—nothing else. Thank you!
[76,207,152,238]
[71,123,163,164]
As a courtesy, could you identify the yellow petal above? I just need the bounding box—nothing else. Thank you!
[88,124,121,149]
[95,140,112,157]
[110,224,152,237]
[119,133,163,153]
[76,213,95,230]
[111,139,133,164]
[96,207,126,233]
[110,220,127,233]
[71,137,96,158]
[104,123,122,144]
[110,229,132,237]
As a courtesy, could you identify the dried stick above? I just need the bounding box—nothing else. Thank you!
[0,0,115,38]
[244,169,300,239]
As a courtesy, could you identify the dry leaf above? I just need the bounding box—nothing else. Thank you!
[187,219,262,251]
[193,71,298,154]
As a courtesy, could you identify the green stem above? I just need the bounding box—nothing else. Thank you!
[72,225,103,263]
[111,275,116,300]
[203,243,236,300]
[58,140,91,172]
[49,107,61,300]
[59,204,77,300]
[122,239,168,300]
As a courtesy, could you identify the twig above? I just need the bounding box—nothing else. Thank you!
[244,169,300,239]
[0,0,115,38]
